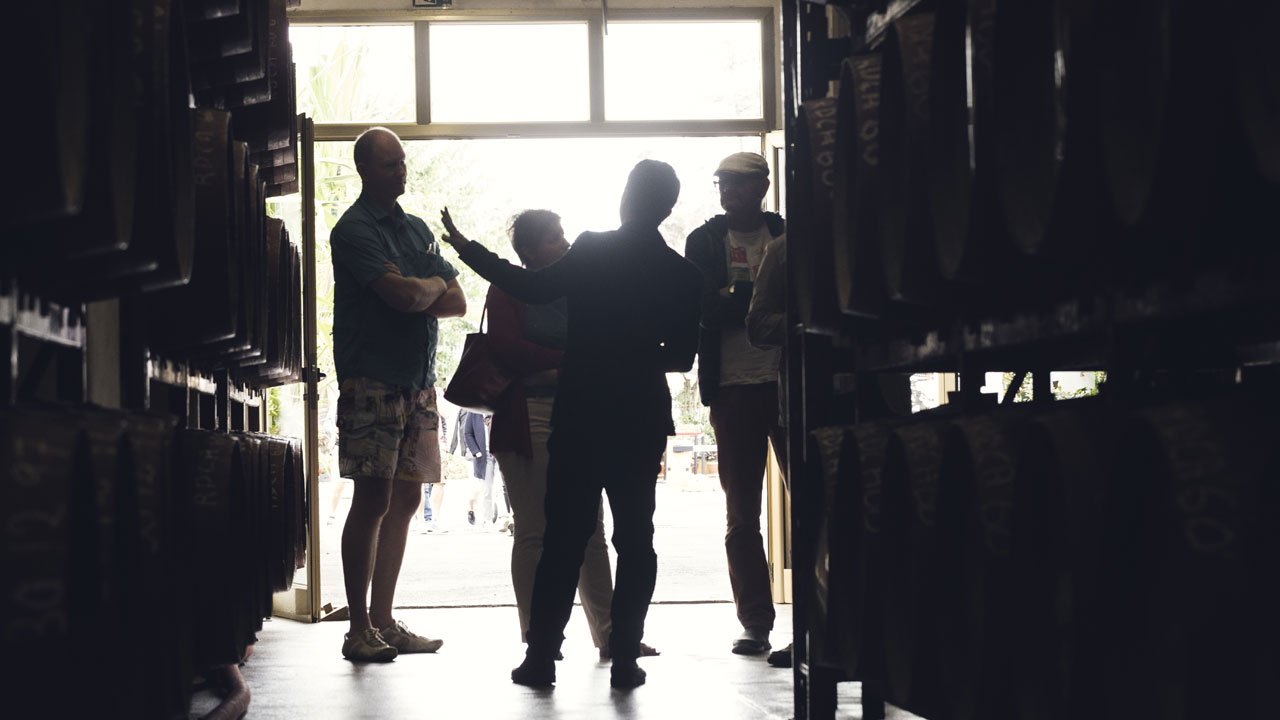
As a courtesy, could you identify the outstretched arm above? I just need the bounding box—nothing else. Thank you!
[439,207,576,305]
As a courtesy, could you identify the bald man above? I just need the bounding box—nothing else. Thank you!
[330,127,467,661]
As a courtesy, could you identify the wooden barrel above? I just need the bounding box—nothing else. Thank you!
[791,98,842,333]
[832,54,885,319]
[1008,401,1115,720]
[1,410,92,717]
[242,171,270,367]
[991,0,1069,255]
[65,0,195,299]
[227,434,261,649]
[49,0,144,262]
[188,141,254,362]
[114,412,181,719]
[183,430,243,669]
[149,108,239,355]
[235,5,295,156]
[11,3,90,225]
[809,426,850,669]
[129,0,197,294]
[267,437,295,592]
[847,423,893,685]
[1231,0,1280,185]
[219,164,268,368]
[221,0,290,110]
[934,410,1031,720]
[190,0,269,90]
[927,0,1000,284]
[879,11,944,305]
[1097,1,1229,258]
[880,419,948,717]
[1097,393,1274,719]
[291,440,308,571]
[187,0,256,64]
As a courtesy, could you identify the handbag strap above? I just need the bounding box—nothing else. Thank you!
[479,299,488,333]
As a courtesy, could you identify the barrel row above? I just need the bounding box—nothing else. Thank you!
[0,407,305,719]
[6,0,299,317]
[808,389,1279,720]
[795,0,1280,330]
[145,115,305,388]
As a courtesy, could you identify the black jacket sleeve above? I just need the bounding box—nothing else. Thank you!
[684,223,749,331]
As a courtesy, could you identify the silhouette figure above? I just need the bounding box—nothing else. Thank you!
[439,160,701,689]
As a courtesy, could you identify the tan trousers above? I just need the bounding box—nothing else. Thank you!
[493,396,614,649]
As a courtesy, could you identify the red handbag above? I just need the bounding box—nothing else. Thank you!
[443,303,513,413]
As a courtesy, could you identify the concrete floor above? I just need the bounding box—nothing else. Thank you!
[191,603,924,720]
[315,478,738,611]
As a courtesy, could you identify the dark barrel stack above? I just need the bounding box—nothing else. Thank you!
[787,0,1280,325]
[786,1,1280,716]
[1,2,306,718]
[803,390,1279,719]
[2,408,305,718]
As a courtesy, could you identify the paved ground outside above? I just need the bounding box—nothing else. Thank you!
[312,472,758,614]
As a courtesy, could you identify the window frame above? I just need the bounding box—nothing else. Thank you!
[288,6,777,141]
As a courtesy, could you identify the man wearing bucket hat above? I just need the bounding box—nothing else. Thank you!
[684,151,787,656]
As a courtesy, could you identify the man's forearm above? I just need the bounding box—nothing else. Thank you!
[424,287,467,318]
[403,276,449,313]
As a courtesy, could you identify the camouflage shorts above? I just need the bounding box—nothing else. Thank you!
[337,377,442,484]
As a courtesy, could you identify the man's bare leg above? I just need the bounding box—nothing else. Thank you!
[341,476,393,633]
[368,479,421,628]
[431,481,445,521]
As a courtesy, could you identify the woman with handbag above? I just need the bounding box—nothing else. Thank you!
[486,209,657,661]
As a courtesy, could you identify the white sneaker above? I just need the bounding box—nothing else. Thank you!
[379,620,443,654]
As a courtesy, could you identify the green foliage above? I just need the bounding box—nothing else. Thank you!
[1000,371,1106,403]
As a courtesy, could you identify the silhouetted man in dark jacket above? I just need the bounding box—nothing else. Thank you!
[438,160,702,689]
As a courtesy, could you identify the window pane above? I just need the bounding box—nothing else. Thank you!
[605,22,763,121]
[292,26,416,123]
[429,24,590,122]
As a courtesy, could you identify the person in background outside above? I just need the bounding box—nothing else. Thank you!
[461,410,495,527]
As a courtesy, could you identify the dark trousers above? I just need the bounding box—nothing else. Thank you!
[710,382,787,632]
[525,425,667,663]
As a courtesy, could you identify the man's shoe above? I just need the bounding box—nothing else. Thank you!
[610,661,647,689]
[379,620,443,654]
[767,643,793,668]
[511,657,556,687]
[341,628,398,662]
[600,642,660,660]
[732,627,771,655]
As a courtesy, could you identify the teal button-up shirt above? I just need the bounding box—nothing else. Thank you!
[330,195,459,390]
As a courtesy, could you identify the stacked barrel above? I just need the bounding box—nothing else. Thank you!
[1,408,306,718]
[5,0,302,385]
[790,1,1280,718]
[804,388,1278,720]
[1,3,307,717]
[792,0,1280,323]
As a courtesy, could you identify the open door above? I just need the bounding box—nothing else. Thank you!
[273,115,323,622]
[763,129,792,604]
